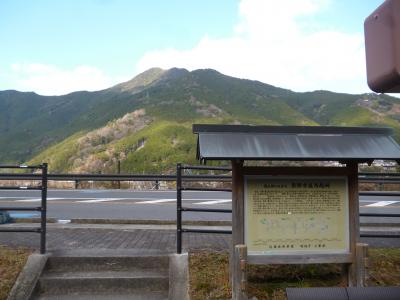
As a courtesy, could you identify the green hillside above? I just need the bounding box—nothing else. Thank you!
[1,67,400,173]
[29,113,221,174]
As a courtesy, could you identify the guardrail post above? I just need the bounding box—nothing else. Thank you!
[117,160,121,189]
[40,163,48,254]
[177,163,182,254]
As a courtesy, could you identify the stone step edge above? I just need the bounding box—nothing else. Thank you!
[31,291,168,300]
[37,277,169,295]
[40,271,169,280]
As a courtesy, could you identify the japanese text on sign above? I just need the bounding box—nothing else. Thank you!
[245,176,349,255]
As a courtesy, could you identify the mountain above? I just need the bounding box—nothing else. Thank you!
[1,68,400,173]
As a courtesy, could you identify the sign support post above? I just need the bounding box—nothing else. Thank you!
[192,124,400,299]
[231,165,366,297]
[231,159,244,288]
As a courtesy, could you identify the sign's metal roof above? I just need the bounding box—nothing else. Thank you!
[193,124,400,163]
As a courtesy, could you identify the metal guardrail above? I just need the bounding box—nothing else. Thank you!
[0,173,232,190]
[174,166,400,252]
[0,173,231,181]
[176,164,233,254]
[1,166,399,250]
[0,164,47,254]
[0,173,176,181]
[0,171,399,183]
[360,233,400,238]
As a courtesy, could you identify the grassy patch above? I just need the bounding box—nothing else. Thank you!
[368,248,400,286]
[190,248,400,300]
[0,246,31,300]
[189,251,231,300]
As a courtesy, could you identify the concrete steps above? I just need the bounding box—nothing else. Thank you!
[31,255,169,300]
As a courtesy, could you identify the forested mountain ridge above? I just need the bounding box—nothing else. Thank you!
[1,68,399,173]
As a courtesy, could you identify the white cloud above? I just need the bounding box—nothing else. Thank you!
[136,0,368,94]
[9,63,116,96]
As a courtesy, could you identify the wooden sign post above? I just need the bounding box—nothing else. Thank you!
[192,124,400,300]
[231,162,367,299]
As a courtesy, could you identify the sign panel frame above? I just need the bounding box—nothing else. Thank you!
[244,175,350,256]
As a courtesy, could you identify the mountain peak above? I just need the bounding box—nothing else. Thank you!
[112,67,189,93]
[112,68,166,93]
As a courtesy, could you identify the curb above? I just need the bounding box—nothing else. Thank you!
[10,218,232,226]
[169,253,189,300]
[9,217,400,227]
[12,218,57,224]
[7,253,49,300]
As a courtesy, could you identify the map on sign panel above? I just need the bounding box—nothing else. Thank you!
[245,176,349,255]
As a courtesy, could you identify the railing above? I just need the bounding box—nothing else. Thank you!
[176,164,233,254]
[0,166,399,253]
[0,171,399,184]
[0,173,231,190]
[174,166,400,252]
[359,185,400,238]
[0,171,399,187]
[358,172,400,183]
[0,164,48,254]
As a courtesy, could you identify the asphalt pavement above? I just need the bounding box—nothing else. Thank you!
[0,189,399,223]
[0,189,399,251]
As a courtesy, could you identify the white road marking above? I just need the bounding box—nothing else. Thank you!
[77,198,125,203]
[1,195,231,204]
[366,201,398,207]
[77,198,231,204]
[135,198,232,204]
[0,197,37,199]
[16,197,64,202]
[194,199,232,205]
[360,200,388,202]
[57,219,71,224]
[182,199,230,202]
[135,199,176,204]
[78,197,176,203]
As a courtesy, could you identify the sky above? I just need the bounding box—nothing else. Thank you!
[0,0,385,96]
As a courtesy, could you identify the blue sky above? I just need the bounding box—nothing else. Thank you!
[0,0,384,95]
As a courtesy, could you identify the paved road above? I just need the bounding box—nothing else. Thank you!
[0,189,399,251]
[0,189,232,221]
[0,189,399,224]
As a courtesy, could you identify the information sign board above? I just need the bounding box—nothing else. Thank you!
[245,176,349,255]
